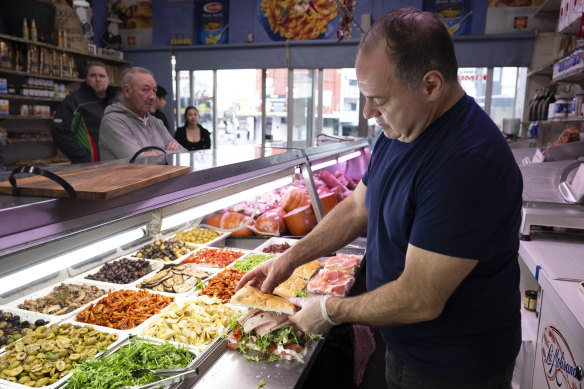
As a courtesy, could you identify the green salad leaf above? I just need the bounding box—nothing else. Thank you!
[64,337,192,389]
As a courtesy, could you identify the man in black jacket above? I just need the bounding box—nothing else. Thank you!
[152,85,171,134]
[51,61,117,163]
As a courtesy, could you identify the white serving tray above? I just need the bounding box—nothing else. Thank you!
[70,288,176,335]
[73,257,164,289]
[180,246,248,272]
[138,295,244,354]
[130,239,198,263]
[253,237,299,254]
[170,227,231,247]
[0,306,58,354]
[0,321,127,389]
[232,252,275,271]
[4,279,113,322]
[135,263,214,298]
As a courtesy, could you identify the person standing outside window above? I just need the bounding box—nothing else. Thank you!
[174,106,211,150]
[238,8,523,388]
[51,61,117,163]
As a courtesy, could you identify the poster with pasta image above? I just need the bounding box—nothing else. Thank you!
[423,0,474,36]
[108,0,153,48]
[257,0,341,41]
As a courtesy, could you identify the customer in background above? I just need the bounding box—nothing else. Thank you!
[174,106,211,151]
[99,67,185,160]
[238,8,523,389]
[151,85,170,133]
[51,61,117,163]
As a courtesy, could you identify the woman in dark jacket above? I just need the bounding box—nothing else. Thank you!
[175,106,211,150]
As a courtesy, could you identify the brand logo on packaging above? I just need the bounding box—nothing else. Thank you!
[203,2,223,13]
[541,326,582,389]
[514,16,528,30]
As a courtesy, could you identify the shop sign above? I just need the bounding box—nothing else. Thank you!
[540,326,583,389]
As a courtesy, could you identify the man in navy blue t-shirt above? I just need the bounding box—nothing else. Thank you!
[238,8,522,387]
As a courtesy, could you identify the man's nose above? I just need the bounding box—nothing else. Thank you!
[362,99,380,120]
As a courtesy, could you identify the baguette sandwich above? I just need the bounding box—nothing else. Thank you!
[228,285,318,362]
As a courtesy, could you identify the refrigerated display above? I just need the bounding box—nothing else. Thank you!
[0,140,370,388]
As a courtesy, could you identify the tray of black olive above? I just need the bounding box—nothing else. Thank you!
[78,257,163,287]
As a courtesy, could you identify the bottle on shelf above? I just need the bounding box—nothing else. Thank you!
[22,18,29,40]
[528,89,541,122]
[58,30,63,48]
[30,19,37,42]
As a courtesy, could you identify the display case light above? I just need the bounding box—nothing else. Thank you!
[160,175,294,231]
[338,151,362,163]
[0,227,146,295]
[311,159,338,171]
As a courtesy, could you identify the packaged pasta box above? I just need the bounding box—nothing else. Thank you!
[423,0,473,36]
[195,0,229,45]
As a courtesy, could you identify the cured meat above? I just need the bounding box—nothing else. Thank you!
[307,269,355,296]
[254,207,287,236]
[238,309,293,337]
[319,170,348,192]
[324,254,362,275]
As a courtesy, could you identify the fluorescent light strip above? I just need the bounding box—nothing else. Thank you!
[338,151,362,163]
[311,159,338,171]
[160,176,294,231]
[0,227,145,295]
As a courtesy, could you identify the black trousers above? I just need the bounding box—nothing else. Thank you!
[385,348,515,389]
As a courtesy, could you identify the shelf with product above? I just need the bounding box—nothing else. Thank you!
[0,32,130,168]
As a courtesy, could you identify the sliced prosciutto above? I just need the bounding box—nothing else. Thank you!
[323,254,362,275]
[307,269,355,296]
[239,309,293,337]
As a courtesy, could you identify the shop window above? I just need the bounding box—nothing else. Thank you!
[216,69,263,147]
[265,68,289,147]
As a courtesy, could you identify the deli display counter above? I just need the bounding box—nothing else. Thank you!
[0,140,370,389]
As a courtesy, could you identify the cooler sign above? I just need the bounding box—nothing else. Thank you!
[541,326,583,389]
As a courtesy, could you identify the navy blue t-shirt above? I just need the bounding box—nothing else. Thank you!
[362,94,522,380]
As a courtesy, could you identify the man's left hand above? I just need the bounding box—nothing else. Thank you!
[289,296,336,335]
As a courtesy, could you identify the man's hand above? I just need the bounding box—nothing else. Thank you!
[166,140,182,151]
[289,295,336,335]
[235,256,295,294]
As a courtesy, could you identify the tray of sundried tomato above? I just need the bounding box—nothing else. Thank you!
[73,288,174,333]
[200,268,247,303]
[181,247,247,270]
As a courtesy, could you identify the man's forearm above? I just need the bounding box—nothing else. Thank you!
[327,279,434,327]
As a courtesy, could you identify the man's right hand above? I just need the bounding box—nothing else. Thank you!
[235,254,295,294]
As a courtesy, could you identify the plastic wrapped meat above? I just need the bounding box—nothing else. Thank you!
[323,254,362,275]
[307,269,355,296]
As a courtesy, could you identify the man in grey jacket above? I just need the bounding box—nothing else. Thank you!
[99,67,184,160]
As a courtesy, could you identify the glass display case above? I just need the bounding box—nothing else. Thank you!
[0,139,370,387]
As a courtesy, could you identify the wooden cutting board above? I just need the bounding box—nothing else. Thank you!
[0,163,190,200]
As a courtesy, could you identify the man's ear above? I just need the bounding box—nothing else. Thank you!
[421,70,444,102]
[122,84,131,98]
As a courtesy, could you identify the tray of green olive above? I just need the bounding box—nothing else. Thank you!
[171,227,229,246]
[0,322,125,388]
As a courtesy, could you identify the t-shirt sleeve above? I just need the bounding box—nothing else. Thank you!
[362,135,386,186]
[409,153,507,261]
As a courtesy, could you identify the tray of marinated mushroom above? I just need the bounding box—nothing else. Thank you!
[130,239,197,263]
[0,321,125,389]
[5,280,111,322]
